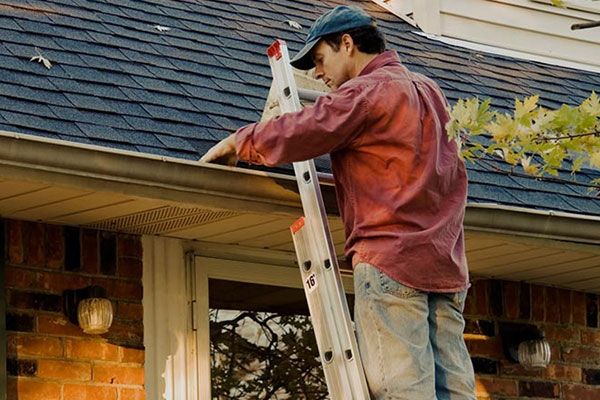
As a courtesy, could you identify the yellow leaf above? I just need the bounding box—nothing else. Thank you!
[581,91,600,117]
[521,157,539,175]
[551,0,566,7]
[591,151,600,169]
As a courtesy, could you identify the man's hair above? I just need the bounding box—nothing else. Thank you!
[322,25,386,54]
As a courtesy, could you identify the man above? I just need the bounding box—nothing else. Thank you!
[201,5,475,399]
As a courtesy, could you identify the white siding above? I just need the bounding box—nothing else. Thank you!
[383,0,600,69]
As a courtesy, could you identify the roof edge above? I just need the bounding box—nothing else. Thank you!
[465,203,600,245]
[0,130,309,215]
[0,130,598,244]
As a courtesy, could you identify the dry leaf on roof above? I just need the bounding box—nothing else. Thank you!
[154,25,171,32]
[30,48,52,69]
[285,20,302,30]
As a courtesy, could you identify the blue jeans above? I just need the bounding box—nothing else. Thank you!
[353,263,475,400]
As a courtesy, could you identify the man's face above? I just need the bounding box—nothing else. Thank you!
[311,39,352,90]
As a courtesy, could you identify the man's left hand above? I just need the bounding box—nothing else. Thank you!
[199,134,238,166]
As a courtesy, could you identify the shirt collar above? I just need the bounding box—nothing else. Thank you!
[358,50,402,77]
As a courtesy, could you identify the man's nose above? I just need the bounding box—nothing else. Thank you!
[313,67,323,80]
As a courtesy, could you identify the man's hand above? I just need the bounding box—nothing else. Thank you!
[199,134,238,166]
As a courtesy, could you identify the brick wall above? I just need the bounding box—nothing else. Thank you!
[466,279,600,399]
[4,220,145,400]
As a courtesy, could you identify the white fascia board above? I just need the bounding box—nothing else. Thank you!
[412,30,600,74]
[370,0,419,27]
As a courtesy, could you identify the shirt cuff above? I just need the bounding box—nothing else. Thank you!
[235,123,264,165]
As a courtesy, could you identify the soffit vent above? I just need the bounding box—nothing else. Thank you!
[88,205,238,235]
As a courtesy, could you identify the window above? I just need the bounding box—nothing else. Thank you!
[193,256,355,399]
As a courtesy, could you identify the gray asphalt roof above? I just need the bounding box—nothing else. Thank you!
[0,0,599,216]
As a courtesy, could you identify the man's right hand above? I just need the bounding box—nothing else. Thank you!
[199,134,238,166]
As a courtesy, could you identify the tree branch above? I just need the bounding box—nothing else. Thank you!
[533,131,600,142]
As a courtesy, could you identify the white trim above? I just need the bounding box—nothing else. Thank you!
[532,0,600,14]
[192,255,211,400]
[468,202,600,222]
[370,0,419,27]
[191,255,355,396]
[143,236,198,400]
[413,30,600,73]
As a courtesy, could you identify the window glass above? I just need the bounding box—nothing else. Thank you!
[209,279,354,399]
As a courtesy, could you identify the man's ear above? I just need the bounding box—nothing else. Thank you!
[341,33,354,54]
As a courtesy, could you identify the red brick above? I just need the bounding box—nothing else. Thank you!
[562,345,600,365]
[544,324,580,343]
[117,235,142,259]
[544,364,582,382]
[37,314,84,337]
[519,380,560,398]
[8,334,63,358]
[117,302,143,320]
[475,377,518,397]
[4,268,91,294]
[562,383,600,400]
[65,338,120,362]
[546,287,560,323]
[121,347,144,364]
[81,229,99,274]
[37,359,91,381]
[465,336,504,358]
[5,267,37,289]
[503,281,519,319]
[581,330,600,346]
[40,272,90,294]
[63,384,118,400]
[120,388,146,400]
[8,377,61,400]
[24,222,45,267]
[499,361,544,378]
[45,224,64,269]
[531,285,545,322]
[474,280,489,316]
[118,257,143,279]
[559,289,573,324]
[8,220,24,265]
[93,364,144,385]
[94,278,142,301]
[573,291,587,326]
[107,320,144,348]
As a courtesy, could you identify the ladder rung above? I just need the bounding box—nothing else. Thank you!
[298,88,326,102]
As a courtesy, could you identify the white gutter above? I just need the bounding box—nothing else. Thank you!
[0,130,598,244]
[0,130,309,215]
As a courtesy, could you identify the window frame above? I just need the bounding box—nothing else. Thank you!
[1,221,6,400]
[192,255,355,399]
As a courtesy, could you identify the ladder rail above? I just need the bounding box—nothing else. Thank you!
[267,39,370,400]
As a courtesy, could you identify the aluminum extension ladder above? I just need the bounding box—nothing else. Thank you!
[266,39,370,400]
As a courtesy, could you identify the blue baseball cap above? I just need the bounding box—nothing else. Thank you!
[290,5,374,70]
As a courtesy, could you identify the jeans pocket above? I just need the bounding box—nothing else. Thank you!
[377,269,419,298]
[452,290,468,312]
